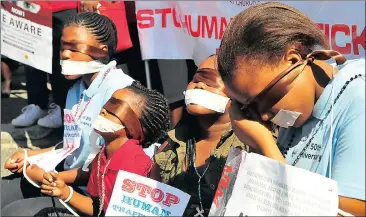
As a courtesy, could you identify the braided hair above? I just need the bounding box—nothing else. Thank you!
[65,12,118,56]
[218,2,328,79]
[126,81,171,148]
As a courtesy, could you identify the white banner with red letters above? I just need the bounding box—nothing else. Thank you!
[136,1,365,66]
[1,1,52,73]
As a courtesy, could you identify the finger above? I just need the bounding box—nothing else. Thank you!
[42,178,52,185]
[5,158,18,169]
[50,172,58,179]
[41,184,54,191]
[54,179,64,188]
[44,173,54,182]
[41,189,54,196]
[15,162,27,173]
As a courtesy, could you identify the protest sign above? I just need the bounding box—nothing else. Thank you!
[63,109,82,153]
[209,149,339,216]
[105,170,190,216]
[1,1,52,73]
[136,1,365,66]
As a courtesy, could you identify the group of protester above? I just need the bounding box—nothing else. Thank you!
[1,1,365,217]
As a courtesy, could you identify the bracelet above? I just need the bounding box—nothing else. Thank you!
[63,186,74,203]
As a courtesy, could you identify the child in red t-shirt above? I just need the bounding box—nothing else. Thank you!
[39,81,170,216]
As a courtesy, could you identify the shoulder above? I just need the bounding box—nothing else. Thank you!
[106,68,134,89]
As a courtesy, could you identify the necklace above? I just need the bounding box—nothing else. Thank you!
[279,74,363,166]
[74,68,113,121]
[97,145,112,217]
[189,138,215,216]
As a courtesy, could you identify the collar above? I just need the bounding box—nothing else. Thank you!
[84,61,117,98]
[168,118,234,150]
[107,139,143,171]
[312,59,364,119]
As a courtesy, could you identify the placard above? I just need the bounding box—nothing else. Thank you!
[136,1,365,66]
[106,170,191,216]
[209,150,339,216]
[1,1,52,73]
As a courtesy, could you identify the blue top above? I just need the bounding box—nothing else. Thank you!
[277,59,365,200]
[63,61,134,170]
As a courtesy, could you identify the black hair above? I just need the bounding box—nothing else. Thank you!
[126,81,171,148]
[218,2,328,79]
[65,12,118,56]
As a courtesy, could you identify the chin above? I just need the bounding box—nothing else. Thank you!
[186,104,218,116]
[292,113,312,128]
[64,75,81,80]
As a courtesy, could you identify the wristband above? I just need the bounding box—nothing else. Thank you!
[63,186,74,203]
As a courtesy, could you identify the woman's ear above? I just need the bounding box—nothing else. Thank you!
[99,44,108,53]
[283,47,303,66]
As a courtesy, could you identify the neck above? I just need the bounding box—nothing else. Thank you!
[197,112,231,141]
[103,136,128,159]
[312,60,337,101]
[82,72,99,87]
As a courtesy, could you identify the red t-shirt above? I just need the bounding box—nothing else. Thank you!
[86,139,152,212]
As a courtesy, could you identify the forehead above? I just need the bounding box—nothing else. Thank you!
[111,89,144,117]
[61,25,98,46]
[226,59,279,103]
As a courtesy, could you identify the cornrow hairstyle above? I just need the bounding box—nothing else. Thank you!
[65,12,118,57]
[126,81,171,148]
[218,2,329,79]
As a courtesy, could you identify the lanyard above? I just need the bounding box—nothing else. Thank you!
[73,68,113,121]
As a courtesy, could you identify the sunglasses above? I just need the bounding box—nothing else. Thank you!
[239,58,312,118]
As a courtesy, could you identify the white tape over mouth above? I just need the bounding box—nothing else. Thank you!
[184,89,230,113]
[92,115,125,133]
[60,60,106,75]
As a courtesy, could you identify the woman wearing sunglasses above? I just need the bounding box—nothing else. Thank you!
[217,2,365,216]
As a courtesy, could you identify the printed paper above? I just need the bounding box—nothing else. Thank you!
[106,170,190,216]
[1,1,52,73]
[209,150,339,216]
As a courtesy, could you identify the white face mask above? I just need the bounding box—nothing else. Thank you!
[60,60,106,75]
[270,109,302,128]
[92,115,125,133]
[184,89,230,113]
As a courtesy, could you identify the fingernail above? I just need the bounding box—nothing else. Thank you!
[53,183,56,187]
[10,159,15,163]
[49,178,53,182]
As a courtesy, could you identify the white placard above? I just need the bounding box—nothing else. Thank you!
[1,1,52,73]
[136,1,365,66]
[216,152,338,216]
[106,170,191,216]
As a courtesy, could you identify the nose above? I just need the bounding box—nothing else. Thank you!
[100,108,107,116]
[195,82,206,89]
[60,49,72,59]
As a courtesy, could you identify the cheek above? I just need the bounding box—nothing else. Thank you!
[186,82,195,91]
[272,82,315,126]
